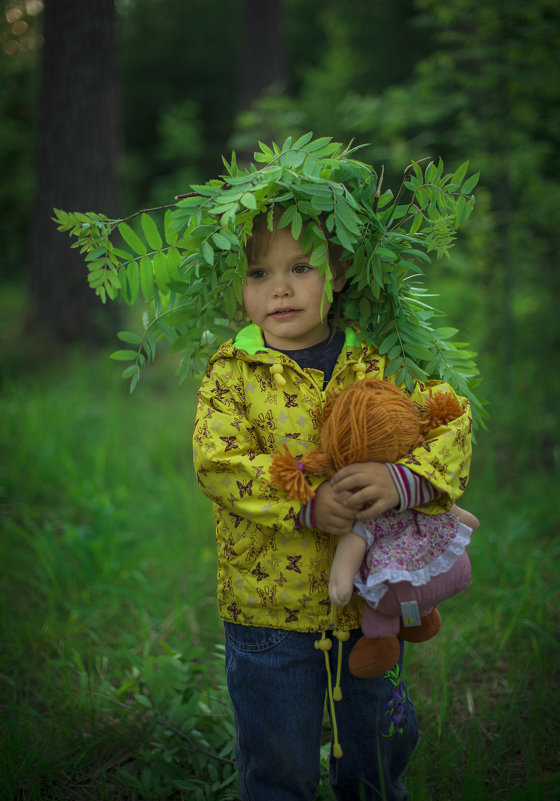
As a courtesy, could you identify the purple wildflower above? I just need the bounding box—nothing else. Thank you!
[385,683,407,731]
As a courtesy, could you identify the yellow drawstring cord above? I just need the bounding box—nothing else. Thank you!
[333,629,350,702]
[270,363,286,387]
[315,629,349,759]
[315,633,342,758]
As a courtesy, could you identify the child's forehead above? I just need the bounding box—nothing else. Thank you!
[246,223,306,264]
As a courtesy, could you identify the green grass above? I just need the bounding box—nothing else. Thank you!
[1,338,229,799]
[403,510,560,801]
[1,302,559,800]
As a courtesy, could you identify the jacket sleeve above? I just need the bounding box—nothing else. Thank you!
[397,380,472,512]
[192,361,304,534]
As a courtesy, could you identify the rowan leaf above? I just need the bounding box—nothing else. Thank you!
[140,257,154,302]
[110,349,138,361]
[461,172,480,195]
[126,261,140,305]
[118,222,147,255]
[141,213,162,250]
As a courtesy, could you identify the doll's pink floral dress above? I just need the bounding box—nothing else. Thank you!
[352,510,473,608]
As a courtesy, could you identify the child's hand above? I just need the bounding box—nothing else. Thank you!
[315,481,356,536]
[330,463,399,521]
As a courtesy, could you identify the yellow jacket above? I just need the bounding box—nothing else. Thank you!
[193,323,472,633]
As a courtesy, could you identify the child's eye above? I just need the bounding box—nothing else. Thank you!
[293,263,312,274]
[247,268,266,279]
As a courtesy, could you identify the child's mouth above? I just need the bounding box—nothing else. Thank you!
[269,309,300,319]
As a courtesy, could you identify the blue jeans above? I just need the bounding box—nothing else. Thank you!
[224,623,418,801]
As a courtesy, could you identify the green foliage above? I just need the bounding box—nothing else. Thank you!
[118,0,240,207]
[54,134,484,422]
[1,338,235,798]
[112,647,238,800]
[123,99,205,212]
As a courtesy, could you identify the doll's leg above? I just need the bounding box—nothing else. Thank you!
[348,606,400,678]
[399,608,441,642]
[360,603,401,638]
[329,531,367,607]
[348,635,400,678]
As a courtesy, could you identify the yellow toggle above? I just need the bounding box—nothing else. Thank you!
[270,363,287,387]
[314,632,332,651]
[353,362,367,380]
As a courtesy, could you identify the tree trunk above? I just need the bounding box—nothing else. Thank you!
[29,0,121,342]
[240,0,286,109]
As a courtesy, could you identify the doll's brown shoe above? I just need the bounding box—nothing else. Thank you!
[399,608,441,643]
[348,635,400,678]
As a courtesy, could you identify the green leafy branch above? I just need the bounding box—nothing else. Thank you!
[54,133,485,424]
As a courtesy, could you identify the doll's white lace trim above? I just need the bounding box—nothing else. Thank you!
[353,521,473,608]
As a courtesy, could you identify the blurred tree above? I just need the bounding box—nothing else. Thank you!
[0,0,42,281]
[240,0,285,109]
[293,0,432,121]
[28,0,121,342]
[118,0,241,210]
[119,0,286,194]
[230,0,434,157]
[147,99,204,205]
[119,0,431,203]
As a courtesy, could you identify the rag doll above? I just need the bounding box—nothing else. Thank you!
[270,379,477,678]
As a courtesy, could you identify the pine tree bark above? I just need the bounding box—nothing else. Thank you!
[29,0,120,342]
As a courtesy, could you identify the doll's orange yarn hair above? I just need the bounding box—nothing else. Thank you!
[269,379,465,503]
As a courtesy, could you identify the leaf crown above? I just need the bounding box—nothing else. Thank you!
[54,132,484,424]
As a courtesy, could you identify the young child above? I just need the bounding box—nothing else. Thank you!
[193,212,473,800]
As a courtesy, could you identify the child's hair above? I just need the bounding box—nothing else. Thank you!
[269,379,465,503]
[244,211,281,266]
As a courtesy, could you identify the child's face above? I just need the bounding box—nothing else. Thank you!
[243,228,345,351]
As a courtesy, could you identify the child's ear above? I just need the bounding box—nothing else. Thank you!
[332,260,350,292]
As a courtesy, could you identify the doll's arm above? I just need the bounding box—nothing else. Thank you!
[451,504,480,531]
[329,530,367,607]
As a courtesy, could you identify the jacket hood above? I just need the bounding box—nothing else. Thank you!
[209,323,365,367]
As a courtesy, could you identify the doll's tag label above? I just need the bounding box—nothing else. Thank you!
[401,601,422,627]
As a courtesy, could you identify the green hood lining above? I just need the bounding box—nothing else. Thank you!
[233,322,362,355]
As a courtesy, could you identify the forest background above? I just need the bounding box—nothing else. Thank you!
[1,0,559,799]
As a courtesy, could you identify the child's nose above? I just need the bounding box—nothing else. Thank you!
[272,280,293,296]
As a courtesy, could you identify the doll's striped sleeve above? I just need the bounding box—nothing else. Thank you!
[386,463,439,511]
[296,496,317,529]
